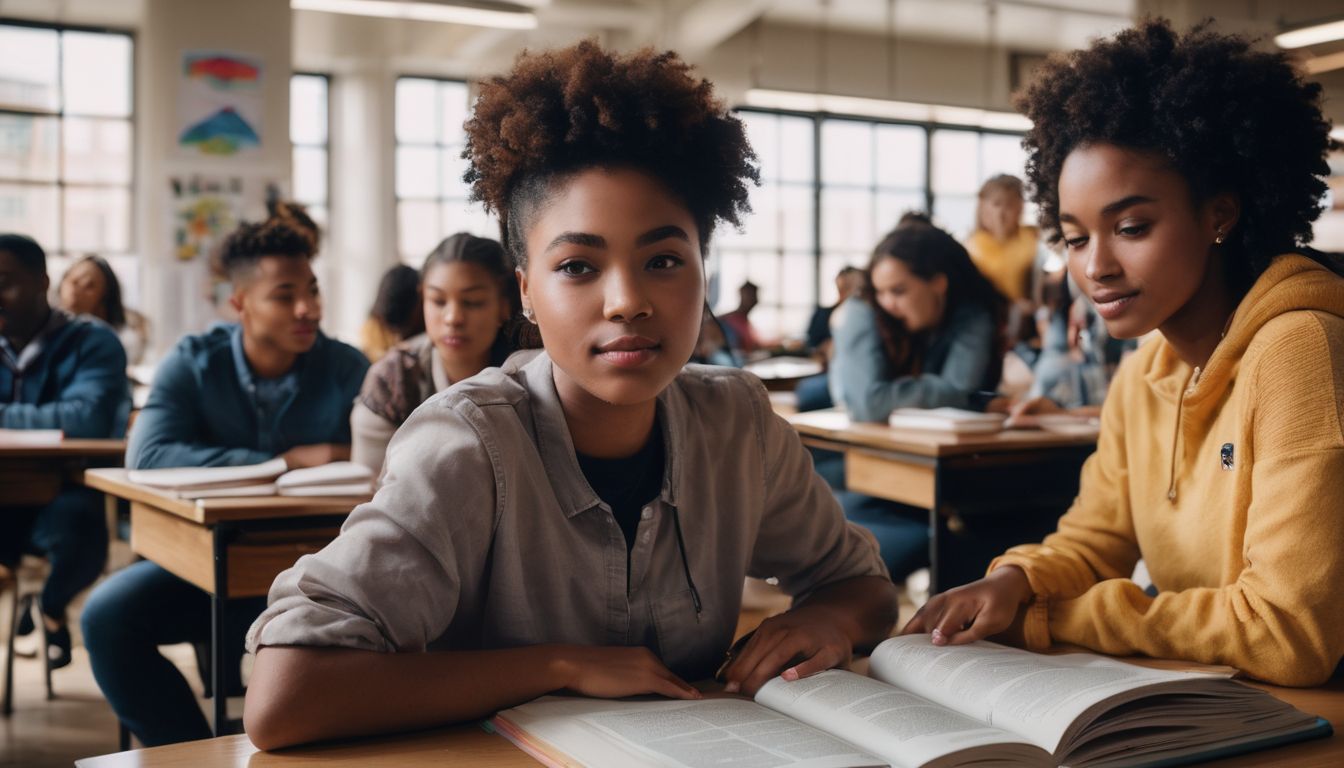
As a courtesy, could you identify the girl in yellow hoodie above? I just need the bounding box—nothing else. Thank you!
[903,18,1344,687]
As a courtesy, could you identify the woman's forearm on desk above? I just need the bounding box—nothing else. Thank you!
[245,643,700,750]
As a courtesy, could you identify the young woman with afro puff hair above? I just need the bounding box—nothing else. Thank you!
[903,19,1344,687]
[241,41,897,750]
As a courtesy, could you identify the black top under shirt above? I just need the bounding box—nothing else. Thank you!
[575,421,665,556]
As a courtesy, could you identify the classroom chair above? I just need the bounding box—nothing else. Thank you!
[2,558,57,716]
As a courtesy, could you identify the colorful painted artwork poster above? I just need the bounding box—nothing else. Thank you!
[169,175,242,262]
[178,51,263,157]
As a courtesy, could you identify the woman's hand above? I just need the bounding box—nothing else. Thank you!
[900,566,1034,645]
[719,606,856,696]
[552,645,702,701]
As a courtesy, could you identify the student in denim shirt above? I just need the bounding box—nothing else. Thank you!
[0,233,130,669]
[242,42,897,751]
[80,215,368,747]
[825,222,1007,581]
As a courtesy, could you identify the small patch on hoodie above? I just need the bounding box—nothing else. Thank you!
[1220,443,1235,471]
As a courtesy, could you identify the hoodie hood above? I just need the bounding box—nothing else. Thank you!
[1144,253,1344,408]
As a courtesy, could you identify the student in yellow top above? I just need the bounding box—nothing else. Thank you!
[965,174,1042,304]
[903,19,1344,687]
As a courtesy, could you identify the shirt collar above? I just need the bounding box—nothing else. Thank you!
[229,323,309,394]
[520,351,683,518]
[0,307,71,374]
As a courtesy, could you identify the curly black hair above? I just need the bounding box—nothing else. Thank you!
[1015,18,1340,288]
[463,40,760,269]
[217,218,316,283]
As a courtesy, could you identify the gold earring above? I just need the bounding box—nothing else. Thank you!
[1214,230,1225,245]
[522,307,534,323]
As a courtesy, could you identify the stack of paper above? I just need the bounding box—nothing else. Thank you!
[888,407,1006,434]
[129,459,372,499]
[0,428,64,446]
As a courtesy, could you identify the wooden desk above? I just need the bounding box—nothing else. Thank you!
[744,357,824,392]
[83,469,368,735]
[0,438,125,507]
[789,410,1098,593]
[75,679,1344,767]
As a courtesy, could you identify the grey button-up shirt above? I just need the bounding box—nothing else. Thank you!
[247,351,886,679]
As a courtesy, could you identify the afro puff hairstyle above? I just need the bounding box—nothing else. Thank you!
[463,40,759,269]
[1015,18,1339,288]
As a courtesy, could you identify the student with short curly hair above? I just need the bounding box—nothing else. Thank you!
[81,215,368,747]
[243,41,896,750]
[903,19,1344,687]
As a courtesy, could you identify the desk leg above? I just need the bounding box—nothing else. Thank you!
[211,524,231,735]
[928,465,944,596]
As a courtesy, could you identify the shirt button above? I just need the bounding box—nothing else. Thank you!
[641,508,652,520]
[641,531,651,544]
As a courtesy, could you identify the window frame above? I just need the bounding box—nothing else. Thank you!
[290,70,332,230]
[726,105,1027,334]
[393,73,488,265]
[0,16,137,260]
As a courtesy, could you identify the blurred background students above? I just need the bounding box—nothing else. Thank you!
[360,264,424,362]
[57,255,150,365]
[80,215,368,747]
[965,174,1044,307]
[821,221,1007,583]
[352,233,519,477]
[0,233,130,670]
[719,280,763,355]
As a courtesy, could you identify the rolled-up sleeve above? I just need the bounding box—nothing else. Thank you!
[745,375,888,596]
[247,396,499,654]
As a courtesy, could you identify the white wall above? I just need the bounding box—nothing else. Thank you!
[134,0,293,359]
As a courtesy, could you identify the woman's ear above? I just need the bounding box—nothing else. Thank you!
[1208,193,1241,242]
[515,266,531,316]
[931,272,949,300]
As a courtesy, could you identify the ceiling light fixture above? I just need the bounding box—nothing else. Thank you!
[1274,17,1344,49]
[744,88,1032,131]
[291,0,538,30]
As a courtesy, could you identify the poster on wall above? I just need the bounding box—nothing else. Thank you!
[177,50,263,157]
[169,175,243,262]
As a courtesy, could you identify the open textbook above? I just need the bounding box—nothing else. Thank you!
[493,636,1329,768]
[127,459,372,499]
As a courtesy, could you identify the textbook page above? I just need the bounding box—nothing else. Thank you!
[276,461,372,489]
[128,457,288,488]
[868,636,1229,753]
[756,669,1049,768]
[496,695,884,768]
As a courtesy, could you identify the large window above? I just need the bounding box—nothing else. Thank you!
[0,21,134,287]
[394,76,493,265]
[290,72,329,230]
[718,109,1027,340]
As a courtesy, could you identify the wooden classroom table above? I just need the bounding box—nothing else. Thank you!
[75,677,1344,768]
[82,468,369,736]
[744,356,824,392]
[788,410,1098,593]
[0,438,125,507]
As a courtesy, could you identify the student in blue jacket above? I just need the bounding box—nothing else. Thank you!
[0,233,130,669]
[80,214,368,747]
[823,220,1007,580]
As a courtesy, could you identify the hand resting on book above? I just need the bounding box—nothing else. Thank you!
[900,565,1033,645]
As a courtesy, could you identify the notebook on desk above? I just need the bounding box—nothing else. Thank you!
[0,428,63,446]
[887,408,1007,435]
[128,459,372,499]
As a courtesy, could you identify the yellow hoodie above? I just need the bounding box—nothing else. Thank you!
[991,253,1344,686]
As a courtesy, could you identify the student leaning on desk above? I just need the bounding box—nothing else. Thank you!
[242,41,898,751]
[0,233,131,671]
[80,207,369,748]
[903,19,1344,688]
